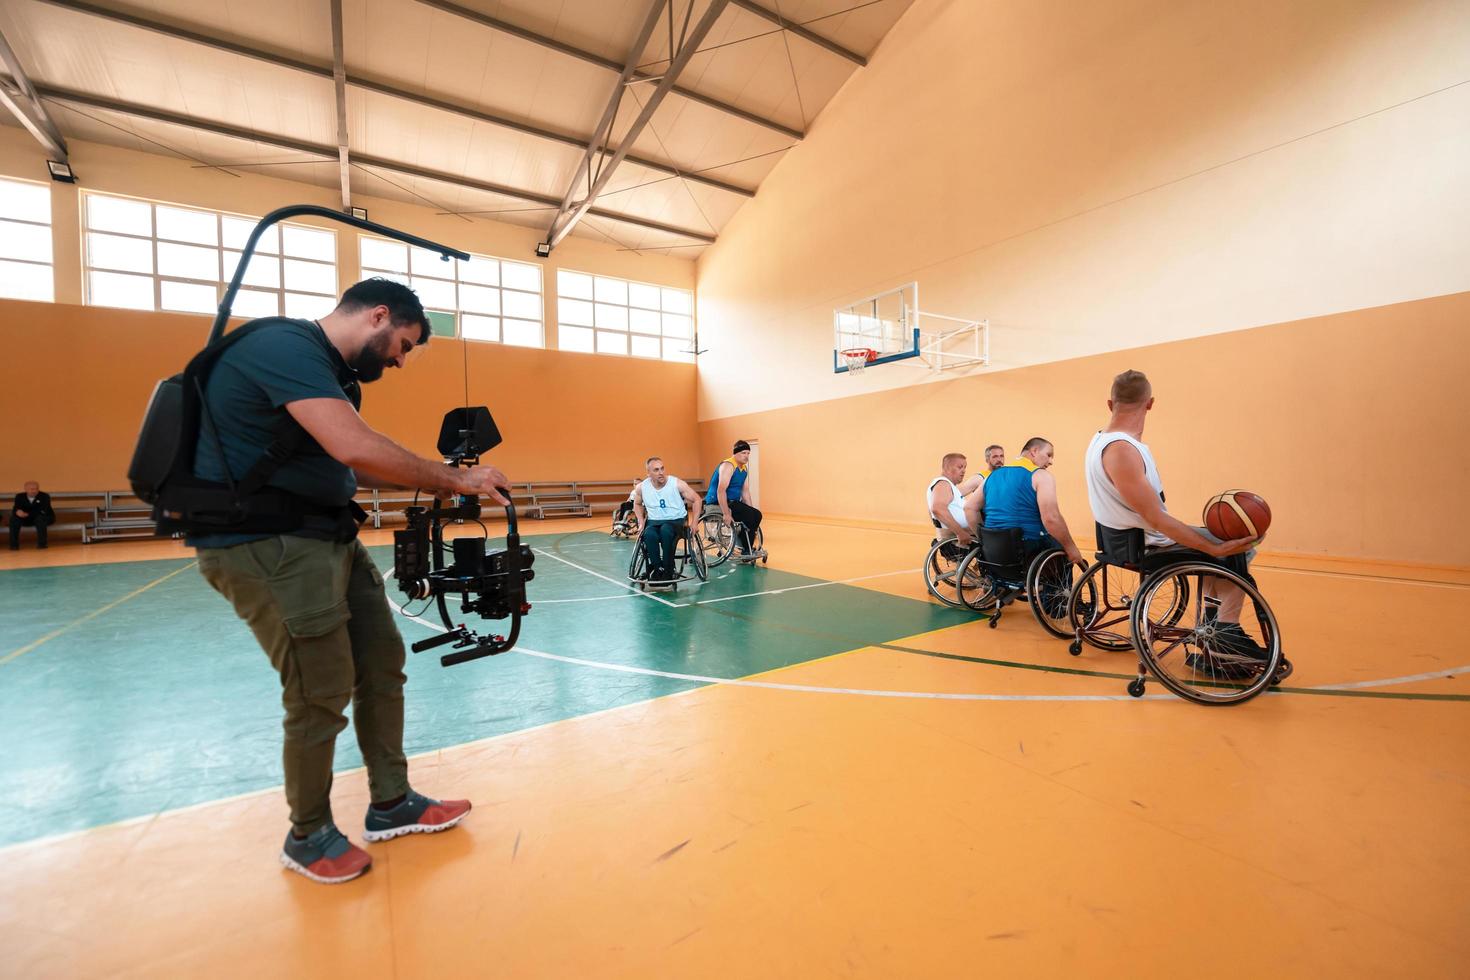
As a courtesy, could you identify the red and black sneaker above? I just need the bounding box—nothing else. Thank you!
[362,790,471,842]
[280,824,372,884]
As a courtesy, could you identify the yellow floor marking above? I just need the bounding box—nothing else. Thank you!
[0,561,198,665]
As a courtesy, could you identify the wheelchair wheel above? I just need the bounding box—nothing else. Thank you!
[1066,562,1135,651]
[923,538,971,608]
[1130,561,1281,706]
[684,524,708,582]
[953,546,999,611]
[697,511,736,567]
[627,539,650,589]
[1026,549,1076,639]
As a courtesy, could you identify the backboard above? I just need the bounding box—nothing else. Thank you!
[832,281,988,375]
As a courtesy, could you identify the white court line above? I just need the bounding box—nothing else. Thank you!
[1310,665,1469,690]
[532,547,681,608]
[401,609,1468,700]
[398,611,1171,702]
[533,593,641,605]
[681,568,919,606]
[1257,565,1470,590]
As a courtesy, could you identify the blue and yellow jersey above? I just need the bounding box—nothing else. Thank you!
[982,457,1044,539]
[704,457,748,505]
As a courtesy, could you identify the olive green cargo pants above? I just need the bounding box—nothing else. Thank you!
[198,535,409,836]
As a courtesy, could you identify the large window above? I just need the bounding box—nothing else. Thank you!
[83,192,338,319]
[359,237,543,348]
[556,270,693,362]
[0,176,53,302]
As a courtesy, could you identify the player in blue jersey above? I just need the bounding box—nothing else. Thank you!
[974,437,1086,568]
[705,439,765,561]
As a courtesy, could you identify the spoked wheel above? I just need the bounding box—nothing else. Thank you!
[730,526,766,564]
[923,538,972,608]
[697,512,736,567]
[627,540,650,590]
[1130,562,1281,706]
[1027,550,1078,639]
[953,547,999,611]
[684,524,708,582]
[1066,562,1172,653]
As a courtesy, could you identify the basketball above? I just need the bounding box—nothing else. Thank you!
[1203,490,1272,541]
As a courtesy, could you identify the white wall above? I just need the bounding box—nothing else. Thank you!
[694,0,1470,420]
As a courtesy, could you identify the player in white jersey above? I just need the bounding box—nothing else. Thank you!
[633,456,701,586]
[927,452,985,547]
[1086,370,1287,678]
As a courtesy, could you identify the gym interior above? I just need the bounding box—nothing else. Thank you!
[1,1,1467,976]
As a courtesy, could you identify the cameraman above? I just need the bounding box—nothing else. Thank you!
[192,278,510,885]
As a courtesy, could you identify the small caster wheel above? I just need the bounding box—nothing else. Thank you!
[1269,661,1292,686]
[1126,678,1146,698]
[1068,640,1082,656]
[988,616,1000,629]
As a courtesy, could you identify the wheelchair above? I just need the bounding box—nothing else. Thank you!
[610,501,638,539]
[952,528,1080,636]
[695,504,766,567]
[1066,523,1288,705]
[627,519,708,591]
[922,533,979,608]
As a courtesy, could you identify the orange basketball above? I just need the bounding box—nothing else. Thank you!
[1204,490,1272,541]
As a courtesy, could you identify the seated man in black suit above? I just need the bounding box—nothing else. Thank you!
[9,481,55,550]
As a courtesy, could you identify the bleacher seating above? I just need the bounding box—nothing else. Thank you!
[4,478,715,545]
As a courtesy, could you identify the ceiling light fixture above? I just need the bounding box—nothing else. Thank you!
[46,160,75,183]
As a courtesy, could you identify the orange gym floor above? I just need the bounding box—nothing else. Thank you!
[2,516,1467,978]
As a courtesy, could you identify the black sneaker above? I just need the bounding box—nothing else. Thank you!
[1185,651,1257,680]
[1188,622,1271,680]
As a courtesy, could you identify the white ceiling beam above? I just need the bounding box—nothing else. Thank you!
[34,0,757,199]
[729,0,866,66]
[329,0,351,211]
[0,25,69,160]
[35,85,718,244]
[543,0,731,252]
[409,0,805,141]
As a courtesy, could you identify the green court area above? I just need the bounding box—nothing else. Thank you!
[0,529,968,848]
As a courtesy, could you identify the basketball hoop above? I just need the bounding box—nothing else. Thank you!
[840,348,878,374]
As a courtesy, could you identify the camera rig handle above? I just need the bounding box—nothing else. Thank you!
[402,492,534,667]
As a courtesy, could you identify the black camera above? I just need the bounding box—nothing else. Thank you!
[392,407,535,667]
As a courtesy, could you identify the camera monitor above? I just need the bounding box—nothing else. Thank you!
[437,406,501,459]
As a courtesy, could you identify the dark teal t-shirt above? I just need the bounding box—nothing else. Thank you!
[188,317,358,548]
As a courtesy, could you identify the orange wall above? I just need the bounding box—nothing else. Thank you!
[700,292,1470,567]
[0,298,698,492]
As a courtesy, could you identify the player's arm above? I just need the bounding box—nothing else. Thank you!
[1100,442,1251,557]
[632,487,647,533]
[286,398,509,504]
[930,481,973,546]
[956,473,984,495]
[677,479,700,512]
[1033,470,1085,566]
[716,462,735,525]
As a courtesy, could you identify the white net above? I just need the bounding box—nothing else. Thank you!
[841,348,874,374]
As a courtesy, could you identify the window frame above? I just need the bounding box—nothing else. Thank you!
[0,175,55,303]
[81,190,338,318]
[555,268,694,362]
[358,235,545,348]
